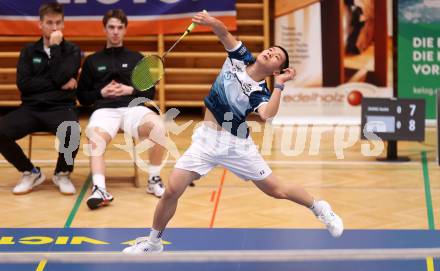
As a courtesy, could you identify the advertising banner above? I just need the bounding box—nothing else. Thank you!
[272,82,392,125]
[273,0,393,125]
[398,0,440,120]
[274,1,322,87]
[0,0,236,36]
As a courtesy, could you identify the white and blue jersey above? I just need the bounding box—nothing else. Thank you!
[204,42,271,138]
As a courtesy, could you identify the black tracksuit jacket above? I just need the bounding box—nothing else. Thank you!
[77,46,155,109]
[16,38,81,107]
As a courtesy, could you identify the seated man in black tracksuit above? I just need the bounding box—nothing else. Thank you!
[77,9,166,210]
[0,2,80,195]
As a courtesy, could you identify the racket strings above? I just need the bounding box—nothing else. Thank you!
[131,55,164,91]
[131,22,196,91]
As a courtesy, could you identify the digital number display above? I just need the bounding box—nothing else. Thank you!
[361,98,425,141]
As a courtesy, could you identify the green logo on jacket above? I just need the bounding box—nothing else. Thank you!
[32,57,42,64]
[97,66,107,72]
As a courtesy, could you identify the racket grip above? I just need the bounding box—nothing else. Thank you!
[187,10,207,33]
[187,22,197,33]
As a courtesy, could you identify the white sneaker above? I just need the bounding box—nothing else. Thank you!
[147,176,165,198]
[314,200,344,238]
[86,185,114,210]
[122,237,163,254]
[12,168,46,195]
[53,171,76,195]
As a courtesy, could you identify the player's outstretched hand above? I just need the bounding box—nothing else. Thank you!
[192,10,215,26]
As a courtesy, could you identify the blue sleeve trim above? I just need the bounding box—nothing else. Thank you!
[228,42,255,65]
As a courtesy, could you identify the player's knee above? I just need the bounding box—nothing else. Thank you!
[162,185,180,201]
[86,129,110,149]
[152,122,166,142]
[87,137,106,150]
[140,116,165,138]
[163,177,188,201]
[151,116,165,132]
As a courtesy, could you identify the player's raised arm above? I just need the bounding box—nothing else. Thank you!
[192,11,239,51]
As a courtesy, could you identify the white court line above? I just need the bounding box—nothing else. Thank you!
[2,248,440,263]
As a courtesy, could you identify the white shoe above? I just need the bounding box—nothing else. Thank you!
[53,171,76,195]
[86,185,114,210]
[314,200,344,238]
[147,176,165,198]
[122,237,163,254]
[12,168,46,195]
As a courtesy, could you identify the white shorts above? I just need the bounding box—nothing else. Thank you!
[87,106,155,139]
[175,124,272,181]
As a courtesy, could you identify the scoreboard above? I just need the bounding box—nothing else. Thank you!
[361,98,425,141]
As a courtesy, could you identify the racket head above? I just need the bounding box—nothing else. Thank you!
[131,55,164,91]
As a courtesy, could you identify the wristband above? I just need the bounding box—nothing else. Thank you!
[274,83,284,91]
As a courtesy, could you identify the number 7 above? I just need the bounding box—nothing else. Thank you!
[409,104,416,116]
